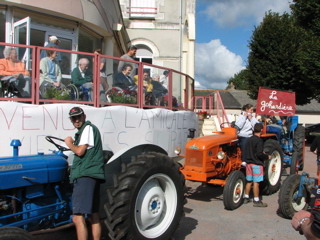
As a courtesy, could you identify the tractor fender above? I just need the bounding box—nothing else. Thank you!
[103,144,168,187]
[107,144,167,164]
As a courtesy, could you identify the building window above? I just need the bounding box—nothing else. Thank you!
[128,0,157,19]
[135,48,152,63]
[78,27,102,54]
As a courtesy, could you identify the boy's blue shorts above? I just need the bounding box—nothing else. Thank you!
[246,164,264,182]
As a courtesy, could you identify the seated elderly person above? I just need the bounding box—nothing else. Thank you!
[71,58,93,100]
[151,73,168,99]
[39,48,63,98]
[142,71,156,105]
[113,64,136,91]
[0,47,31,97]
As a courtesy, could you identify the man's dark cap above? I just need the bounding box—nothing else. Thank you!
[69,107,84,117]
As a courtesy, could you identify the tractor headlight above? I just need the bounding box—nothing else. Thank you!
[174,146,181,155]
[217,151,225,160]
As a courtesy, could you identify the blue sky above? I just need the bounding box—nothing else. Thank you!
[195,0,293,90]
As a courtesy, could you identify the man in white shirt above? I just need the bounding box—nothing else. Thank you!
[64,107,105,240]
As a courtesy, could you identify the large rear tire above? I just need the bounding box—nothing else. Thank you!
[278,174,308,219]
[290,152,299,175]
[223,170,245,210]
[0,227,32,240]
[104,152,185,240]
[291,125,305,173]
[261,139,283,195]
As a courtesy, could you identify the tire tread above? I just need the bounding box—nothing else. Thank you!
[103,152,185,240]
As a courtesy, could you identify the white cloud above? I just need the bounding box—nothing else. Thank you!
[195,40,245,90]
[195,0,293,90]
[201,0,292,27]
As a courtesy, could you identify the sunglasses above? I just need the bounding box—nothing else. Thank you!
[70,115,83,122]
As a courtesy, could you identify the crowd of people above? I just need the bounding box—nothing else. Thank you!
[0,39,174,106]
[2,39,320,238]
[112,45,170,106]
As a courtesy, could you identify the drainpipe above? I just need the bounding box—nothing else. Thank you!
[179,0,183,102]
[179,0,183,72]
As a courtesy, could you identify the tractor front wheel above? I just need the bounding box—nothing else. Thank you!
[223,170,245,210]
[104,152,185,240]
[278,174,308,219]
[0,227,32,240]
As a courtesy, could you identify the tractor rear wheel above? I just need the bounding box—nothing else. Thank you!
[104,152,185,240]
[262,139,283,195]
[291,125,305,173]
[290,152,299,175]
[223,170,245,210]
[278,174,308,219]
[0,227,32,240]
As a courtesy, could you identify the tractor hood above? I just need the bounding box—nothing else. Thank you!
[0,153,68,190]
[186,127,238,151]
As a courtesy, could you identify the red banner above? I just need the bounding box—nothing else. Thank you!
[256,87,296,116]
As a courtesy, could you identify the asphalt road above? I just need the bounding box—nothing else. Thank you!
[34,145,316,240]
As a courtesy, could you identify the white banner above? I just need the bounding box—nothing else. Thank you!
[0,102,198,157]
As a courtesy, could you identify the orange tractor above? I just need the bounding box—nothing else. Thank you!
[180,117,304,210]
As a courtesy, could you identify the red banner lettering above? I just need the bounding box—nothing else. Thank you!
[256,87,296,116]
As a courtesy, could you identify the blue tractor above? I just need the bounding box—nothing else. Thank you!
[0,137,73,239]
[265,115,305,174]
[255,115,305,196]
[0,133,186,240]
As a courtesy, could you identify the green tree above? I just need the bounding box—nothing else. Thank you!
[294,35,320,102]
[291,0,320,36]
[247,12,314,105]
[227,69,249,90]
[291,0,320,102]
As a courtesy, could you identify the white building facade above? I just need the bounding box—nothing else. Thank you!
[119,0,196,78]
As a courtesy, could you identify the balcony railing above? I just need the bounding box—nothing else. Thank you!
[126,0,157,18]
[127,7,158,15]
[0,42,194,111]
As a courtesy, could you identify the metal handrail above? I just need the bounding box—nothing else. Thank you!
[0,42,194,110]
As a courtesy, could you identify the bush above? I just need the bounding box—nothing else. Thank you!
[109,94,137,104]
[45,87,71,100]
[107,87,137,104]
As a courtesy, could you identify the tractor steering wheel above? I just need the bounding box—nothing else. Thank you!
[45,136,70,152]
[220,122,231,129]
